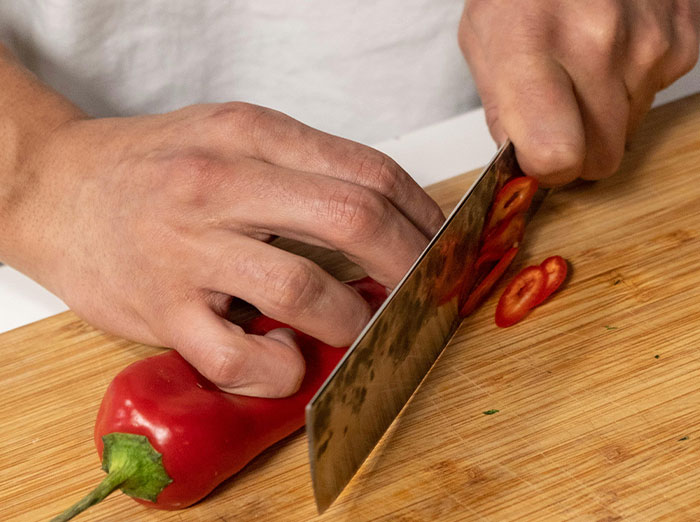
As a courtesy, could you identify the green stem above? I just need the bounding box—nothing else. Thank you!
[50,433,172,521]
[50,469,128,522]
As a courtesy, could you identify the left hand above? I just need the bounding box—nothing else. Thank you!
[459,0,700,186]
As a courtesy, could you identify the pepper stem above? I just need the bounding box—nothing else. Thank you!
[51,433,172,521]
[50,468,128,522]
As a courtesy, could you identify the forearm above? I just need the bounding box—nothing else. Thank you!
[0,44,84,264]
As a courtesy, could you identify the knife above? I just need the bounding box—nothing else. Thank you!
[305,140,540,513]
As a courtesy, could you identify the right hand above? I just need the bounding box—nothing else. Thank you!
[9,102,445,397]
[459,0,700,186]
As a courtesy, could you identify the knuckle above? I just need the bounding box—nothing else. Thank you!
[464,0,493,26]
[163,320,248,390]
[209,101,265,126]
[203,348,248,389]
[208,102,297,149]
[160,150,224,208]
[264,260,323,316]
[325,185,389,243]
[354,151,404,199]
[207,102,276,142]
[521,141,584,179]
[634,26,672,70]
[581,2,624,55]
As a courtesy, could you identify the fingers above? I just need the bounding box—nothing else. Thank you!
[142,105,443,399]
[623,4,674,138]
[184,155,430,288]
[662,1,700,86]
[165,303,306,397]
[462,37,632,185]
[489,52,586,186]
[459,0,700,186]
[619,1,698,143]
[460,3,586,185]
[556,35,630,181]
[201,103,445,238]
[195,232,373,348]
[458,9,507,145]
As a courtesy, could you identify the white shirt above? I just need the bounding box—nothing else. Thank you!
[0,0,479,144]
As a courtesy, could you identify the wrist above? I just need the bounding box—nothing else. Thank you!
[0,45,85,269]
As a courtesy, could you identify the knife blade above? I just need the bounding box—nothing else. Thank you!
[305,140,530,513]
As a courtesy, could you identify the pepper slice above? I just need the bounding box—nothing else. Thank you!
[495,265,546,327]
[460,247,519,318]
[473,247,503,281]
[532,255,568,306]
[480,213,526,259]
[483,176,538,235]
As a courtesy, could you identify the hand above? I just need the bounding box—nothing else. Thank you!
[459,0,700,185]
[8,103,444,397]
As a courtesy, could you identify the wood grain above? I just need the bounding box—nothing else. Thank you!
[2,93,700,521]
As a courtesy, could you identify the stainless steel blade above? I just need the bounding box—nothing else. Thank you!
[306,141,524,513]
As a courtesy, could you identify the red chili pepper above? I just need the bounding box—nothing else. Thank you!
[494,265,546,328]
[457,177,537,316]
[473,247,502,283]
[52,277,387,521]
[532,255,568,306]
[483,176,538,236]
[494,256,569,328]
[460,247,519,318]
[480,213,526,258]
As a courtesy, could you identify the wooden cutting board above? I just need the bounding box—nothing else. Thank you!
[3,93,700,521]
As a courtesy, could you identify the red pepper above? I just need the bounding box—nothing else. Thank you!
[494,265,546,328]
[483,176,538,236]
[53,277,387,520]
[460,247,519,318]
[480,213,526,259]
[494,256,568,328]
[461,176,538,317]
[472,247,505,286]
[532,255,568,306]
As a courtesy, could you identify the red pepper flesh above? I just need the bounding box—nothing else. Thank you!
[483,176,538,236]
[495,265,546,328]
[460,246,519,318]
[532,255,568,306]
[480,212,526,259]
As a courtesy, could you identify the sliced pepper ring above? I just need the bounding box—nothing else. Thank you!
[460,247,519,318]
[532,255,568,306]
[483,176,538,235]
[495,265,546,328]
[480,212,526,259]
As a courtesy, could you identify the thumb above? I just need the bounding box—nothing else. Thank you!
[493,52,586,186]
[166,305,306,398]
